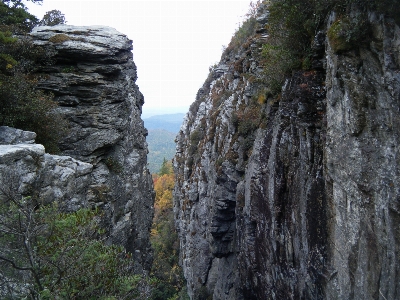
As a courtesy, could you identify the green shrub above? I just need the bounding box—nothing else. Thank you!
[327,18,352,52]
[61,65,75,73]
[231,102,263,160]
[186,128,205,175]
[0,30,16,44]
[261,43,300,94]
[0,74,68,153]
[228,16,257,50]
[225,0,263,53]
[257,0,313,96]
[190,129,203,145]
[0,52,17,71]
[0,190,141,299]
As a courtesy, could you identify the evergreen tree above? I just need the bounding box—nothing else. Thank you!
[39,9,66,26]
[0,0,41,32]
[158,158,173,176]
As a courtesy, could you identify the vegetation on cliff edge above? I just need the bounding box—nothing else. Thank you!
[0,172,141,299]
[0,0,67,153]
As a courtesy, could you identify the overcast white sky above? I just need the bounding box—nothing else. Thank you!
[24,0,251,118]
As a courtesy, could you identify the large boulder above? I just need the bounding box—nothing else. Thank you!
[0,141,92,212]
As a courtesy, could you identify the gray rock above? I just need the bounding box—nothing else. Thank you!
[30,25,133,63]
[324,12,400,300]
[0,144,44,165]
[0,126,36,144]
[0,144,92,211]
[52,26,150,271]
[174,5,400,300]
[1,25,154,273]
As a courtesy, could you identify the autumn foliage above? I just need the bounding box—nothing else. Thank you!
[150,160,187,300]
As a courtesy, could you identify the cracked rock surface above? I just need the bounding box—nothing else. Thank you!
[0,25,154,273]
[174,6,400,300]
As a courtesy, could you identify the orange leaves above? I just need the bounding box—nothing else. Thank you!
[153,173,175,217]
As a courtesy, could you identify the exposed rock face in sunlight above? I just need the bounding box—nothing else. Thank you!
[0,25,154,273]
[174,5,400,300]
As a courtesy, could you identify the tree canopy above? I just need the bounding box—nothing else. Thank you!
[39,9,66,26]
[0,0,40,32]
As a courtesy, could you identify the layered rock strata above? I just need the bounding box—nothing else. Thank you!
[0,25,154,272]
[174,6,400,300]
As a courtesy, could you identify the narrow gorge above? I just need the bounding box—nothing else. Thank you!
[1,1,400,299]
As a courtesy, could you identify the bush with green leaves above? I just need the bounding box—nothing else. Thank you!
[231,101,264,159]
[0,180,141,299]
[264,0,334,83]
[225,0,261,53]
[0,73,67,153]
[261,43,300,94]
[228,16,257,51]
[327,14,370,53]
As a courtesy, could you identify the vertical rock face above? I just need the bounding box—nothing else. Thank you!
[324,12,400,299]
[5,25,154,271]
[174,6,400,300]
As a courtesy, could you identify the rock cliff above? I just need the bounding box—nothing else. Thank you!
[0,25,154,272]
[174,5,400,300]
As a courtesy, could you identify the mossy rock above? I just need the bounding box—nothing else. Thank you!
[327,15,370,54]
[49,33,71,43]
[327,19,353,53]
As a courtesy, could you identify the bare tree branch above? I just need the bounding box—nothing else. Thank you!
[0,256,33,271]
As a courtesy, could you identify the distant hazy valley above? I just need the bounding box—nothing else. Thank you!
[143,113,185,173]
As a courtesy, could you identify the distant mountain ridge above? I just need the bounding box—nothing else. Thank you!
[143,113,185,134]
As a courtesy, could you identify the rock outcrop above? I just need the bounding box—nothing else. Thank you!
[0,132,93,212]
[0,25,154,272]
[174,5,400,300]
